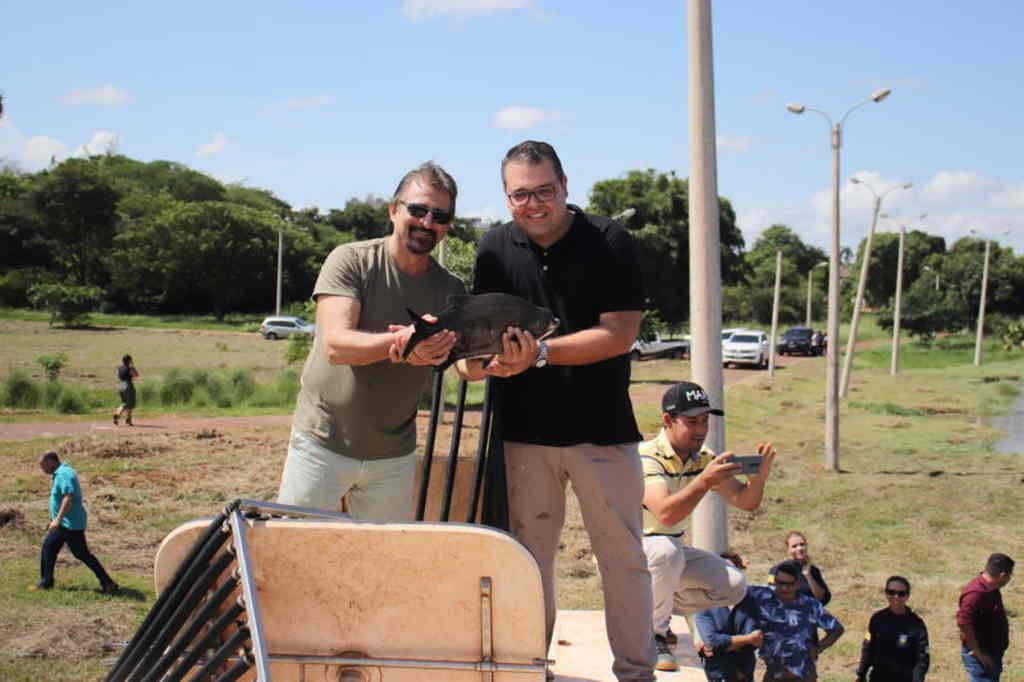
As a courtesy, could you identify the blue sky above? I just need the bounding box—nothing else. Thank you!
[3,1,1023,255]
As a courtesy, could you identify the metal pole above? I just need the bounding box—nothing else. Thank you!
[890,226,906,375]
[275,228,283,315]
[974,238,991,366]
[806,267,814,327]
[687,0,727,553]
[824,123,841,471]
[768,250,782,377]
[840,195,880,397]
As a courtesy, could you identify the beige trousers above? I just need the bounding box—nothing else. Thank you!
[504,441,656,682]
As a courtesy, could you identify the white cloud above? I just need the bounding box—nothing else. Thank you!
[281,94,335,110]
[402,0,533,21]
[23,136,68,168]
[194,131,227,157]
[991,185,1024,210]
[921,170,996,204]
[73,130,120,157]
[717,136,752,153]
[62,84,131,106]
[493,105,562,131]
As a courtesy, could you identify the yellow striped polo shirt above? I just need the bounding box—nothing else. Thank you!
[639,428,715,537]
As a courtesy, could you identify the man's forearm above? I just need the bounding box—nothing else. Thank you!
[53,494,72,525]
[818,624,843,651]
[653,477,712,527]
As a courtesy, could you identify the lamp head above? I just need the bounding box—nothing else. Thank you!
[901,182,913,189]
[786,103,806,115]
[850,177,862,185]
[871,88,892,103]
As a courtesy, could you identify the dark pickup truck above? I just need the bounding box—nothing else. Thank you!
[777,326,823,356]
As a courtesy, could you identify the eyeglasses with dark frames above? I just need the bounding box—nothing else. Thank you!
[398,200,453,225]
[885,589,909,597]
[507,185,558,206]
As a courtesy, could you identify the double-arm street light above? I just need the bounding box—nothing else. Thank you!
[969,228,1012,366]
[840,178,912,395]
[786,87,893,471]
[881,212,927,375]
[806,261,828,326]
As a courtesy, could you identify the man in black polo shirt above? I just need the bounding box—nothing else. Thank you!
[457,140,654,681]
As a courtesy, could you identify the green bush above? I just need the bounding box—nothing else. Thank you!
[2,371,41,408]
[56,388,88,414]
[36,352,69,381]
[27,282,103,328]
[42,380,65,408]
[159,369,195,405]
[226,369,256,401]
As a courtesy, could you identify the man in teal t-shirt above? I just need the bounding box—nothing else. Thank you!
[30,451,118,593]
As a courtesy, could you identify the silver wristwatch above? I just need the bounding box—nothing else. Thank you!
[534,340,549,368]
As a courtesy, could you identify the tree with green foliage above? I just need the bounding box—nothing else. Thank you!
[728,225,828,324]
[109,202,296,315]
[27,282,104,327]
[588,169,746,325]
[843,229,945,312]
[32,159,122,286]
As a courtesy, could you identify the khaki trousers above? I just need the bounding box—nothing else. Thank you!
[505,441,656,682]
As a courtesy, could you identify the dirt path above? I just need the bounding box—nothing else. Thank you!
[0,355,819,442]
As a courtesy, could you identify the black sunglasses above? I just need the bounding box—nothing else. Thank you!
[398,200,452,225]
[885,589,909,597]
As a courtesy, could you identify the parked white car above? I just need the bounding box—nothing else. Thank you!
[259,316,315,340]
[722,330,770,368]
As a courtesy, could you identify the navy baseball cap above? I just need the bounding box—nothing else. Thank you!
[662,381,724,417]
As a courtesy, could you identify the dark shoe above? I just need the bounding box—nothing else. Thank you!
[664,626,677,645]
[125,418,133,426]
[113,414,119,425]
[654,634,678,672]
[28,583,52,592]
[100,582,121,595]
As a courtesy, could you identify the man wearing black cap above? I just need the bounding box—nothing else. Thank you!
[640,381,776,671]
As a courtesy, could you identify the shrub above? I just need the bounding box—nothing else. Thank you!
[27,282,103,328]
[159,369,194,405]
[36,352,69,381]
[226,369,255,402]
[56,387,88,414]
[2,371,41,409]
[42,380,65,408]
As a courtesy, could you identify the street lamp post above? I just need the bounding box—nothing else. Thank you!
[275,226,283,316]
[786,88,893,471]
[969,229,1011,366]
[884,213,926,375]
[840,179,912,395]
[768,250,782,377]
[806,261,828,327]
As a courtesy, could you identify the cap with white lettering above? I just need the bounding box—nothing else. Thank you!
[662,381,724,417]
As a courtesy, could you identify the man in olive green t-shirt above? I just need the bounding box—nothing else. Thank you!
[277,162,465,521]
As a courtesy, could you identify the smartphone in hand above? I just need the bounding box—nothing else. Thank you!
[730,455,762,474]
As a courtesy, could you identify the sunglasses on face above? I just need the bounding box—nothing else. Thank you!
[398,200,453,225]
[507,185,558,206]
[885,589,909,597]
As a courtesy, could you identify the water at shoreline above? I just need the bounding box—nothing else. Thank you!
[989,383,1024,454]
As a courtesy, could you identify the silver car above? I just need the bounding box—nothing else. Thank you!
[259,316,315,340]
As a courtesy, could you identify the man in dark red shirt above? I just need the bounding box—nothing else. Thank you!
[957,553,1014,681]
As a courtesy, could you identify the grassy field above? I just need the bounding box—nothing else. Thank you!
[1,323,1022,681]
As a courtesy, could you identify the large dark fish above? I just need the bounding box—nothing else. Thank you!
[403,293,560,371]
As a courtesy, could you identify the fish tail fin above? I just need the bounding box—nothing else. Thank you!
[401,309,439,360]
